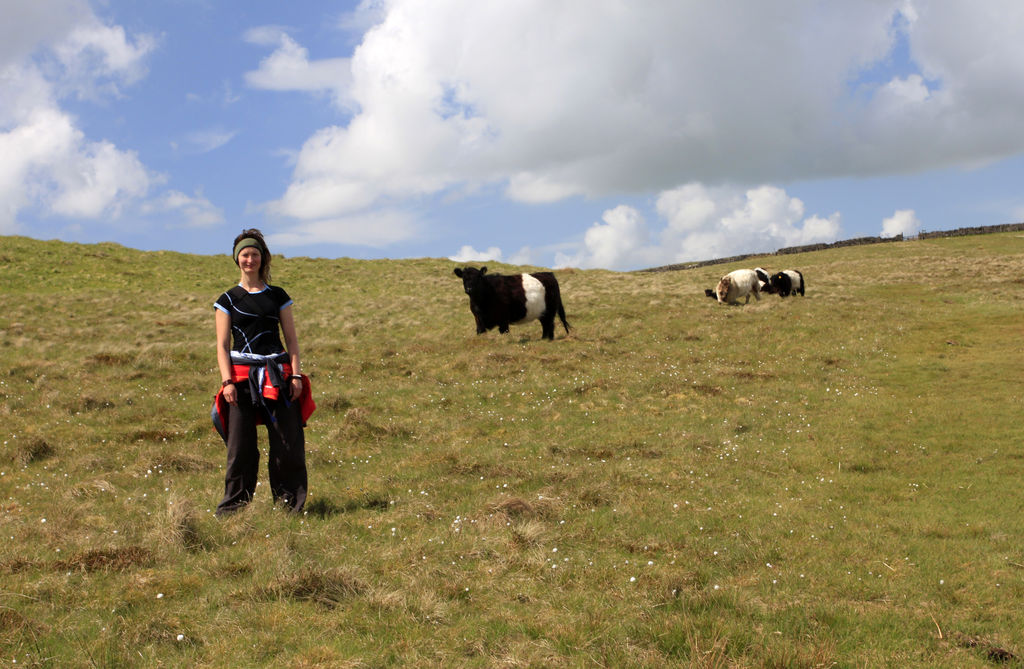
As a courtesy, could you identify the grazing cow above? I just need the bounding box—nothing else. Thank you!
[453,266,570,340]
[769,270,805,297]
[715,269,761,305]
[754,267,776,294]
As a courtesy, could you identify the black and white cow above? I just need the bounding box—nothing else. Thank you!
[453,266,570,340]
[754,267,776,294]
[769,270,805,297]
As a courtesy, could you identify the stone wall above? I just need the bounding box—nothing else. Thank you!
[640,223,1023,273]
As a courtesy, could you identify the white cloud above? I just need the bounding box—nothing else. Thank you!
[53,22,156,96]
[449,245,502,263]
[505,247,536,266]
[557,205,656,270]
[659,184,841,263]
[505,173,584,204]
[266,210,421,249]
[142,190,225,228]
[0,1,154,233]
[243,26,292,48]
[0,103,150,232]
[881,209,920,238]
[560,184,841,270]
[244,29,353,108]
[181,128,238,154]
[260,0,1024,251]
[0,0,91,67]
[49,138,149,218]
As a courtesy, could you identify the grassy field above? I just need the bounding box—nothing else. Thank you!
[1,232,1023,667]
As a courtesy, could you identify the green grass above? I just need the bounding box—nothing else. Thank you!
[2,232,1024,667]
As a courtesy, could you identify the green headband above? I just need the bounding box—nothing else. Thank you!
[233,238,261,262]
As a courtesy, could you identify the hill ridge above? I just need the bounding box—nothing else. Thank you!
[640,221,1024,273]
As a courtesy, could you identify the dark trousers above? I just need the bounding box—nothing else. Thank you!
[216,389,307,515]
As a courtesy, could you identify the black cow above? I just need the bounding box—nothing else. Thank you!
[769,270,805,297]
[453,266,570,340]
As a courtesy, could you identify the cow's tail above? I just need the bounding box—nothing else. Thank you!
[558,302,570,333]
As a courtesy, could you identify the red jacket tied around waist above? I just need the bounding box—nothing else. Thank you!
[211,359,315,444]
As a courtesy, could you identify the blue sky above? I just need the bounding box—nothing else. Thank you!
[4,1,1024,270]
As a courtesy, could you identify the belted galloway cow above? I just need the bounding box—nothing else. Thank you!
[769,270,805,297]
[453,266,570,340]
[754,267,776,294]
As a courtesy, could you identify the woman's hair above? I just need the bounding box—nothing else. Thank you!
[232,228,272,284]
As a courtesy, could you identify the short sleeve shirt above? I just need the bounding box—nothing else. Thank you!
[214,285,293,355]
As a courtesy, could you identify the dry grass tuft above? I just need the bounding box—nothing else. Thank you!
[155,454,215,472]
[508,519,547,549]
[162,496,205,552]
[6,436,55,466]
[88,350,136,366]
[64,478,118,499]
[491,496,535,518]
[54,547,154,573]
[576,482,616,509]
[0,558,37,574]
[0,608,48,646]
[407,589,451,625]
[254,567,367,608]
[338,406,413,442]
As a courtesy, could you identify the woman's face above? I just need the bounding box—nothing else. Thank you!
[238,246,262,272]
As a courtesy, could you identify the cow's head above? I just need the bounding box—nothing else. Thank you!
[715,276,732,302]
[453,265,487,295]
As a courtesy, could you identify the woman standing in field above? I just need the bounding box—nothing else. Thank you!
[213,229,313,516]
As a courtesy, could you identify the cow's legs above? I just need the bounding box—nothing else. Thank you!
[540,314,555,340]
[498,323,510,334]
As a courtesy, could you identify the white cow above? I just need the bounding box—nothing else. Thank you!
[715,269,762,305]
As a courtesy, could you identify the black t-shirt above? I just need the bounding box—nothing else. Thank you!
[214,285,293,355]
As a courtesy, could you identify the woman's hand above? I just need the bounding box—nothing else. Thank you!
[290,376,303,401]
[223,382,238,405]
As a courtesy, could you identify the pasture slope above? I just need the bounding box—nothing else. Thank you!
[1,232,1023,667]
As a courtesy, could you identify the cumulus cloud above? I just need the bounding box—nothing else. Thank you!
[881,209,921,238]
[557,184,841,270]
[0,102,149,233]
[449,245,502,263]
[52,22,156,99]
[555,205,659,270]
[0,0,155,233]
[265,0,1024,246]
[244,28,353,108]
